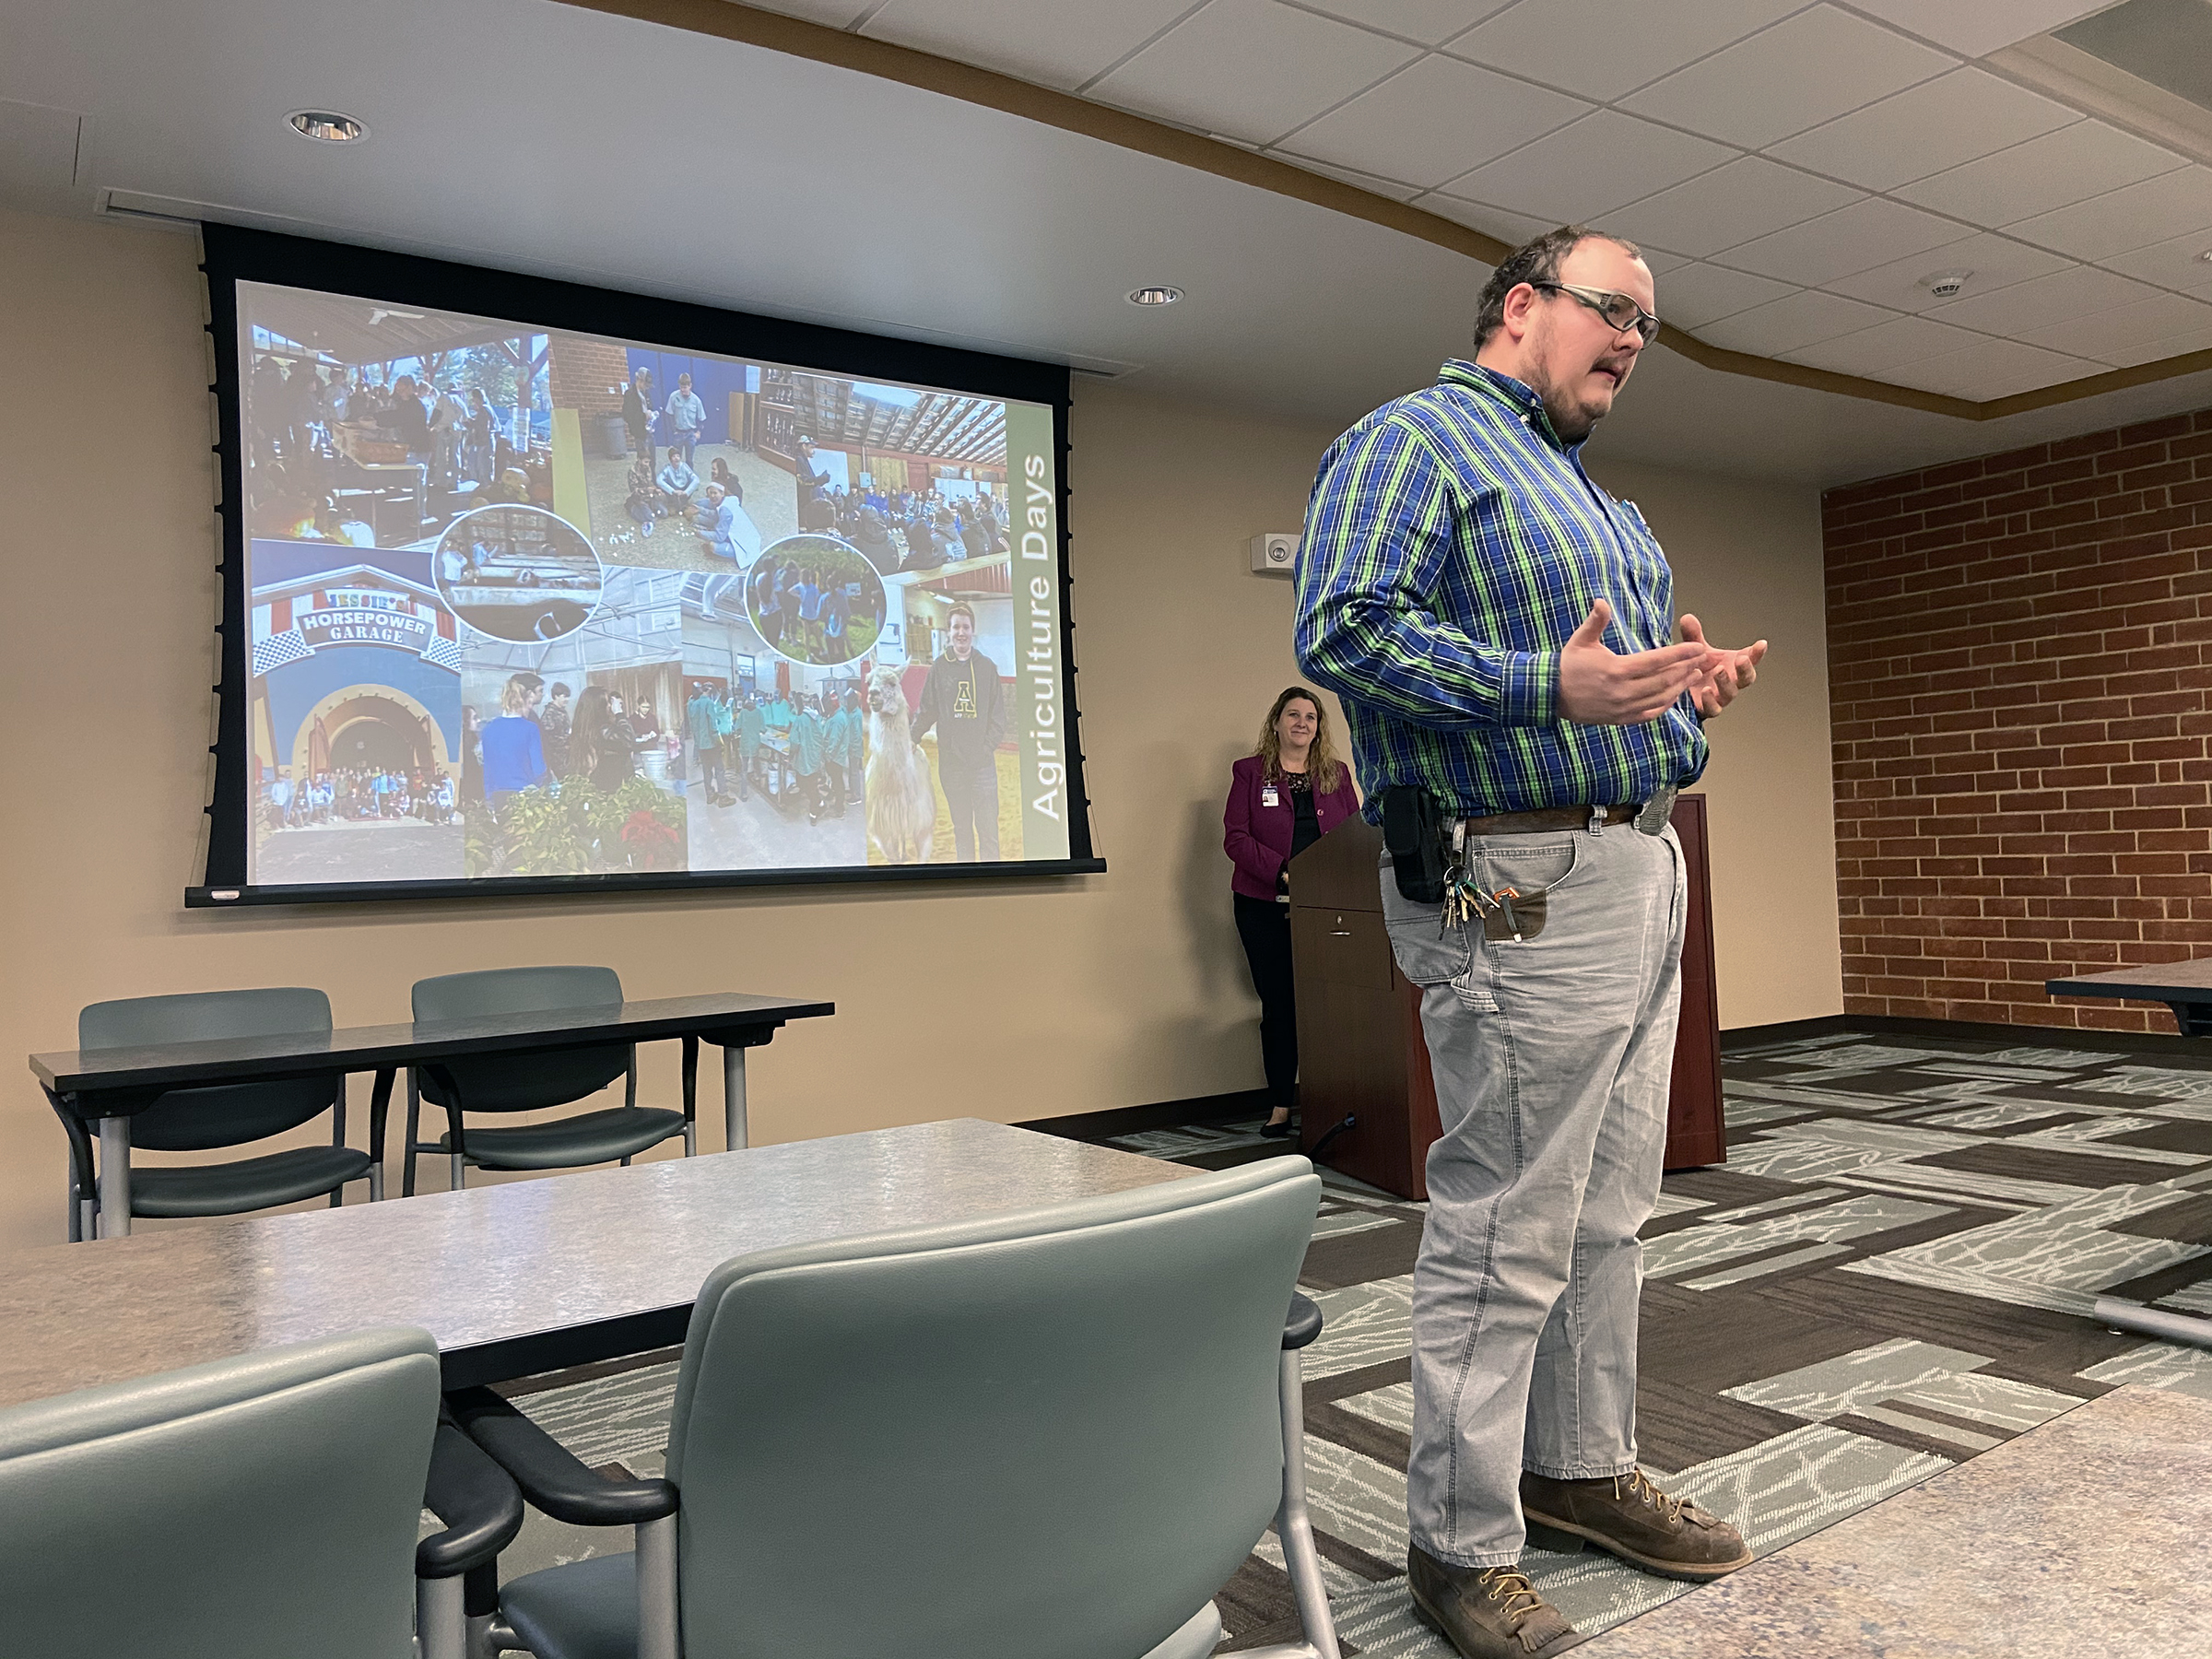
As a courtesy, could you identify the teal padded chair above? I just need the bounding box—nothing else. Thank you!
[453,1157,1341,1659]
[404,966,692,1196]
[52,987,379,1241]
[0,1326,523,1659]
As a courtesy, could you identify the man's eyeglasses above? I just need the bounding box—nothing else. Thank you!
[1531,283,1662,346]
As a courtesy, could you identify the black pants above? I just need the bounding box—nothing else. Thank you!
[1233,892,1298,1115]
[941,756,1001,861]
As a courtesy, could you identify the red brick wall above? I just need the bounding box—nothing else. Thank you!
[548,335,629,417]
[1824,407,2212,1032]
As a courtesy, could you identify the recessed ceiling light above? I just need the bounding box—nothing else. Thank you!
[2197,249,2212,264]
[1126,287,1183,307]
[288,111,368,144]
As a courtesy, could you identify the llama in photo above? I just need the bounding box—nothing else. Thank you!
[865,664,935,864]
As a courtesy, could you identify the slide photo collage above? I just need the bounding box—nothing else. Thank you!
[235,281,1060,888]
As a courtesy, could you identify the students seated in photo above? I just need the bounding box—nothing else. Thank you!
[625,455,662,534]
[851,504,900,574]
[657,452,700,517]
[708,457,744,504]
[695,481,745,561]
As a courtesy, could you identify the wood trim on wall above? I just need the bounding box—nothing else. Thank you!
[553,0,2212,425]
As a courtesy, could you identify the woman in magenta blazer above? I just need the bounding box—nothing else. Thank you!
[1224,686,1360,1138]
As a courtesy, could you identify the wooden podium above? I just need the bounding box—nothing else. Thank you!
[1286,796,1725,1198]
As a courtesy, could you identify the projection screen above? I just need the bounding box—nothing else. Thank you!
[192,226,1095,905]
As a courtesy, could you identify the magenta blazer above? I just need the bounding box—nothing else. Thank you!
[1224,753,1361,901]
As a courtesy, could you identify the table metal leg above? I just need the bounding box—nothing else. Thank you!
[96,1116,131,1239]
[2097,1295,2212,1348]
[723,1042,747,1151]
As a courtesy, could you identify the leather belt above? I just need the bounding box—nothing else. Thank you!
[1458,805,1638,836]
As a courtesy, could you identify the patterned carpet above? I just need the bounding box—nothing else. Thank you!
[482,1029,2212,1653]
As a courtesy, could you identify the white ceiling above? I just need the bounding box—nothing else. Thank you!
[837,0,2212,402]
[5,0,2212,489]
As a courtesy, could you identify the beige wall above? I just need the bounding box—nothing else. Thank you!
[0,207,1837,1257]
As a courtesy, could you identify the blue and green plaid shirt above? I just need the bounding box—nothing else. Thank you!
[1294,359,1706,822]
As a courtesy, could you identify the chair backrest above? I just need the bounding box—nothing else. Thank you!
[79,987,337,1151]
[411,965,629,1113]
[0,1327,441,1659]
[665,1158,1322,1659]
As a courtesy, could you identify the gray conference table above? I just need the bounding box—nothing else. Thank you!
[2048,958,2212,1347]
[30,991,833,1239]
[0,1119,1192,1410]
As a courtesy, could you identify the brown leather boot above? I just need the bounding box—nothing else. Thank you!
[1406,1544,1586,1659]
[1519,1469,1752,1582]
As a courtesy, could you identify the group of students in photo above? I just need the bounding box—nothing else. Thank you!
[250,353,538,502]
[623,448,752,553]
[464,674,677,805]
[831,486,1010,576]
[745,559,878,662]
[687,681,865,827]
[259,766,458,830]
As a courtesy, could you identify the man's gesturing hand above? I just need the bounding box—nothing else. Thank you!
[1556,599,1715,725]
[1677,615,1768,719]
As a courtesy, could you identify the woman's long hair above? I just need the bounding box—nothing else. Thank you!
[1253,686,1346,793]
[570,685,618,782]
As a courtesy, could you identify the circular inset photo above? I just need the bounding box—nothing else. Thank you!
[434,505,604,642]
[743,534,888,667]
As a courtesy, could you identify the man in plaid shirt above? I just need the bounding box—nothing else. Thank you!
[1297,227,1768,1659]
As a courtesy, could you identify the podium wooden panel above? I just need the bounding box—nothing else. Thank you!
[1286,797,1725,1199]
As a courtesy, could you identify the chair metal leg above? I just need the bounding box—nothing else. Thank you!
[451,1151,466,1193]
[96,1117,132,1239]
[417,1572,465,1659]
[1273,1347,1340,1659]
[66,1152,82,1243]
[636,1513,679,1659]
[405,1072,422,1198]
[723,1042,747,1151]
[370,1162,386,1202]
[681,1035,698,1156]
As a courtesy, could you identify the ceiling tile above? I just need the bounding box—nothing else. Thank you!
[1276,53,1591,189]
[1928,263,2164,334]
[1765,67,2078,193]
[1089,0,1423,147]
[1717,196,1970,286]
[1619,6,1955,150]
[1653,262,1798,330]
[1698,288,1893,356]
[2018,291,2212,363]
[1436,112,1735,225]
[2102,321,2212,369]
[1895,121,2189,228]
[1444,0,1801,102]
[1300,0,1518,46]
[1602,157,1861,258]
[1779,314,1991,377]
[1841,1,2114,58]
[2005,167,2212,262]
[1824,231,2074,311]
[2105,228,2212,296]
[860,0,1198,92]
[1885,336,2100,400]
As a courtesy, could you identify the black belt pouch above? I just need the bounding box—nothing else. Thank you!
[1382,785,1448,903]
